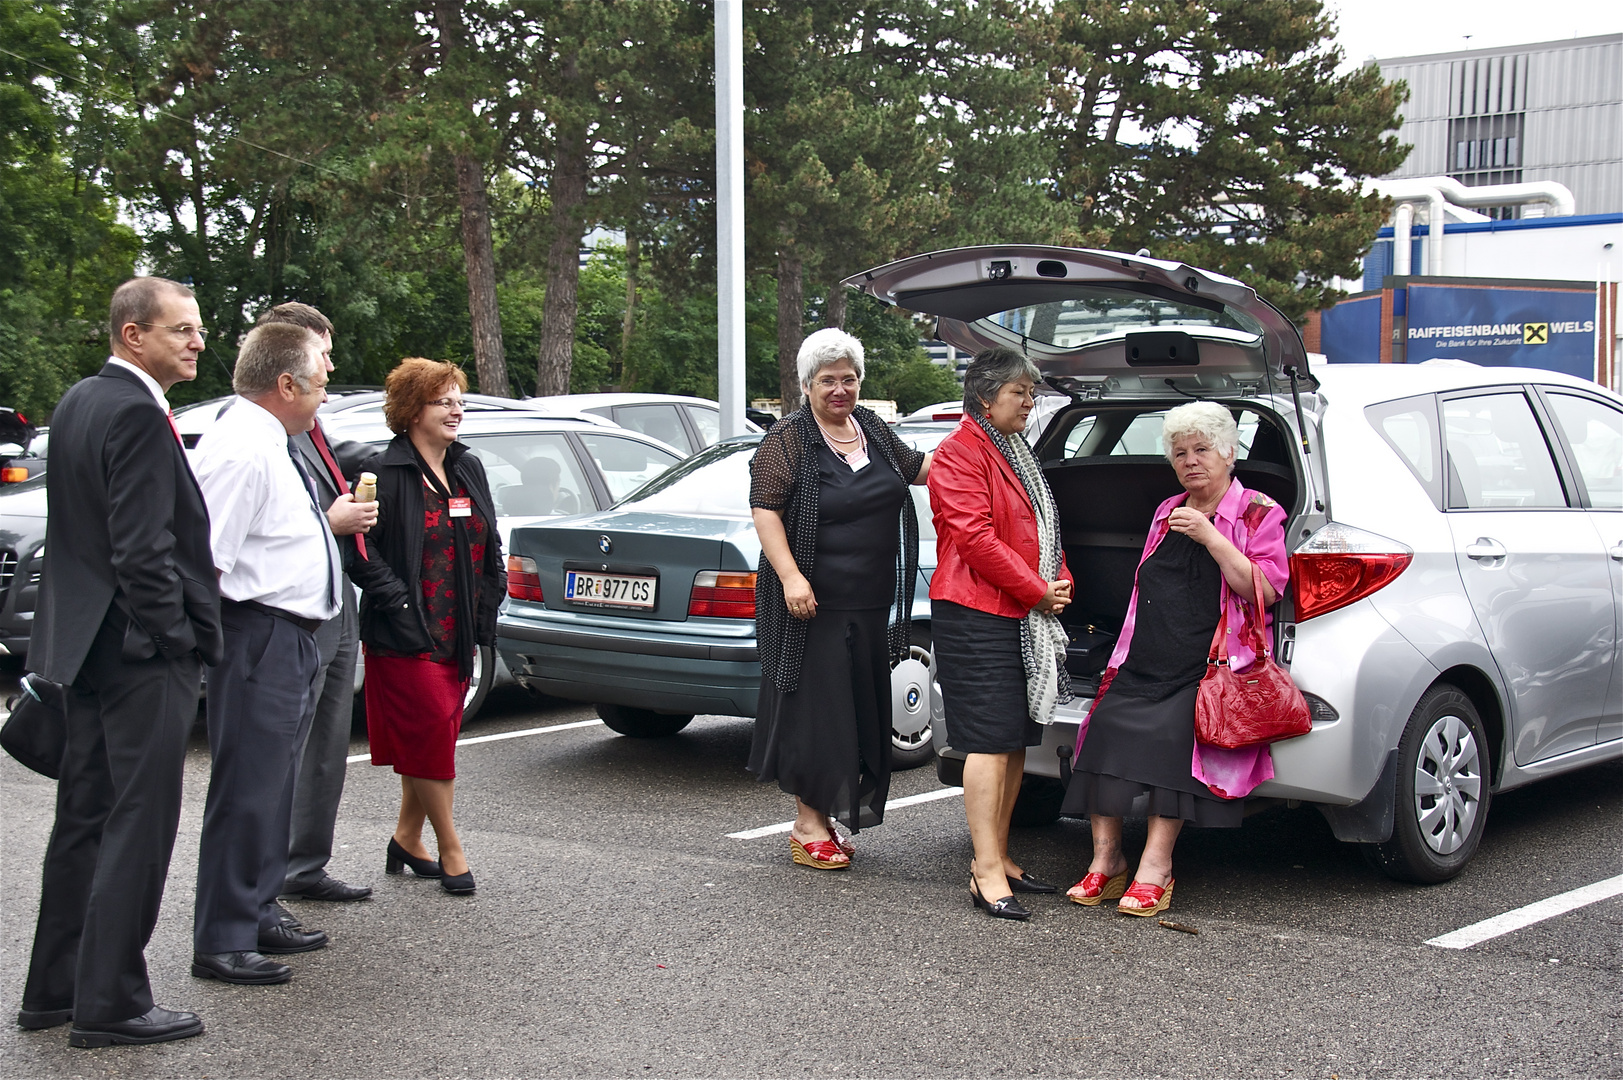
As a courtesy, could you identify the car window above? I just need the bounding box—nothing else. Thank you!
[460,433,592,518]
[1442,393,1568,510]
[613,404,694,454]
[1366,396,1442,507]
[1544,393,1623,509]
[1059,416,1098,457]
[1058,407,1280,462]
[1110,412,1166,456]
[578,432,683,501]
[620,440,756,515]
[684,404,720,447]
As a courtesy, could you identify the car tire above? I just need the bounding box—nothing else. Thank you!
[462,644,493,724]
[596,703,695,738]
[1010,775,1066,828]
[1363,684,1493,884]
[890,640,936,770]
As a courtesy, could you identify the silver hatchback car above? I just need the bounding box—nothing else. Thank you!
[845,245,1622,883]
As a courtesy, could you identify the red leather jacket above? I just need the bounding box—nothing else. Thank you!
[927,418,1072,618]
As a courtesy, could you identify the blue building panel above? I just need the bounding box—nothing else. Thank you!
[1320,294,1384,364]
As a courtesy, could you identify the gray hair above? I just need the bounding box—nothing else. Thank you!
[1162,401,1239,469]
[233,322,322,398]
[962,347,1041,417]
[797,327,865,388]
[108,276,195,351]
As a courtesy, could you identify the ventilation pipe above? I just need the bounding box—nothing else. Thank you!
[1392,202,1415,276]
[1369,177,1576,277]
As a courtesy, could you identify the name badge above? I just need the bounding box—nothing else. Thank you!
[848,453,870,472]
[448,497,472,518]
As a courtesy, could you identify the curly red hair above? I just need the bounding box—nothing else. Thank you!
[383,357,468,434]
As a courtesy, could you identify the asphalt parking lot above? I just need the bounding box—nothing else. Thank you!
[2,679,1619,1079]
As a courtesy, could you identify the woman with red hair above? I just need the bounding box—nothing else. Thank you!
[350,358,505,896]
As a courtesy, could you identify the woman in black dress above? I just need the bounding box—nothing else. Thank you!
[1061,401,1288,916]
[749,328,932,869]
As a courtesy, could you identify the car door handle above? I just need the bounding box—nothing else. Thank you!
[1610,543,1623,562]
[1464,537,1507,560]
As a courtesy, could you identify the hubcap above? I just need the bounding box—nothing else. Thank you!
[890,647,934,750]
[1413,712,1483,856]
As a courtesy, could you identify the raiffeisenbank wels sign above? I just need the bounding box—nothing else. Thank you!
[1405,281,1597,378]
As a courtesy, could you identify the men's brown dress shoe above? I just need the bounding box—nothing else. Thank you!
[284,876,372,902]
[17,1006,72,1030]
[68,1006,203,1047]
[257,923,328,954]
[191,951,292,985]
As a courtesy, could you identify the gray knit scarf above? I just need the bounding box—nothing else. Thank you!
[972,414,1074,723]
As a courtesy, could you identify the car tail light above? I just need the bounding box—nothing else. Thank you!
[1291,523,1412,621]
[1,467,27,482]
[688,571,757,618]
[507,555,543,602]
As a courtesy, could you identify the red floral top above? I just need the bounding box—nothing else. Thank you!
[380,482,489,663]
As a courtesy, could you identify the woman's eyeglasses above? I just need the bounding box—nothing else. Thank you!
[425,397,464,410]
[813,376,859,391]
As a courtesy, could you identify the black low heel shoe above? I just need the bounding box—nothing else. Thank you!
[969,882,1030,921]
[1005,872,1058,895]
[385,838,442,878]
[440,870,475,896]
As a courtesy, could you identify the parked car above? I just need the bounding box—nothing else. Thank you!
[321,409,689,719]
[521,393,762,454]
[840,244,1623,882]
[1,408,43,483]
[899,394,1068,442]
[0,475,46,658]
[496,425,955,768]
[172,389,567,449]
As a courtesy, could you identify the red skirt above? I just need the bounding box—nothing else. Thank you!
[364,651,467,780]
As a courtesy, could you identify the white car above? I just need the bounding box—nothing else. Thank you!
[521,392,761,454]
[845,244,1622,883]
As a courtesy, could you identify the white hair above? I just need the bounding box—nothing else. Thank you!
[1162,401,1238,470]
[797,327,865,388]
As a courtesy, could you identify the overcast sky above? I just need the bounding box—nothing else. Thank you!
[1326,0,1623,66]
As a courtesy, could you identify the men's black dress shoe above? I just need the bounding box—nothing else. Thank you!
[287,876,372,902]
[68,1006,204,1047]
[191,951,292,985]
[17,1006,72,1030]
[271,900,302,928]
[1005,872,1059,895]
[257,923,329,954]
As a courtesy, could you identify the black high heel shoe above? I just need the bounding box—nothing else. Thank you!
[385,838,442,878]
[439,869,475,896]
[969,878,1030,921]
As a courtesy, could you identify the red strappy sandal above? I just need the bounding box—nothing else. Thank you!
[790,836,850,870]
[1066,870,1129,906]
[1116,878,1175,917]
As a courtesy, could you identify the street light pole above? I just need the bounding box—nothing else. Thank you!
[715,0,745,437]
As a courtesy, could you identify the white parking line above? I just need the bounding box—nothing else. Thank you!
[1425,873,1623,949]
[727,786,965,840]
[345,718,605,765]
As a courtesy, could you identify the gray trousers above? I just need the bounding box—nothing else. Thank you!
[284,584,359,891]
[193,604,320,954]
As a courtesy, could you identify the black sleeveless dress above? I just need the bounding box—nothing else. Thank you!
[748,444,907,831]
[1061,529,1244,827]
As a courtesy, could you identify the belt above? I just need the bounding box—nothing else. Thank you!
[223,598,323,635]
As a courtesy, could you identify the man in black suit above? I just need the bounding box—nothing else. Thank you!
[18,277,223,1048]
[253,303,376,906]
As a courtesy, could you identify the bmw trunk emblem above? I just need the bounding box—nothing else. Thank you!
[598,534,613,555]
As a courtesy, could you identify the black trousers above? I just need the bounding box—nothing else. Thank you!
[193,605,319,954]
[22,611,202,1024]
[284,591,357,891]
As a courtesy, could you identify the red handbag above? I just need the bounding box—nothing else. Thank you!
[1194,563,1311,749]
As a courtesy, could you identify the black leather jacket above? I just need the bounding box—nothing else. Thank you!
[347,435,505,655]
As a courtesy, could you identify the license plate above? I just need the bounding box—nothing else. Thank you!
[564,570,657,609]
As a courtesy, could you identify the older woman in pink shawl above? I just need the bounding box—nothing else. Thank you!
[1060,401,1288,917]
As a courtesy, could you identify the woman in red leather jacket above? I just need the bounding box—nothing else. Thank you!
[927,347,1074,921]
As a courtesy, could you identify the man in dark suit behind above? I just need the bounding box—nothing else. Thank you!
[18,277,223,1048]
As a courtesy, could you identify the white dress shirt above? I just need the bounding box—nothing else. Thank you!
[192,397,341,620]
[107,356,169,408]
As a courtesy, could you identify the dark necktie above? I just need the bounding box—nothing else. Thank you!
[288,439,339,610]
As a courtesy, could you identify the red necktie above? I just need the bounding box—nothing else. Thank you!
[166,410,183,446]
[307,420,368,561]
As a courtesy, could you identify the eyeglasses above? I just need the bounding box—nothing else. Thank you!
[134,322,210,341]
[813,376,859,391]
[425,397,464,410]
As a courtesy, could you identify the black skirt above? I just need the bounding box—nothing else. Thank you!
[748,607,891,831]
[1061,685,1243,828]
[933,600,1043,755]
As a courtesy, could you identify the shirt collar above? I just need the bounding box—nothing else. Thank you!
[106,357,168,409]
[232,396,294,442]
[1154,476,1244,524]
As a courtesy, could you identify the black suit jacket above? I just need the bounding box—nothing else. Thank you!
[31,363,223,683]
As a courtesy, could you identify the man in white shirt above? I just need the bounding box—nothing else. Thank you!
[190,322,341,986]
